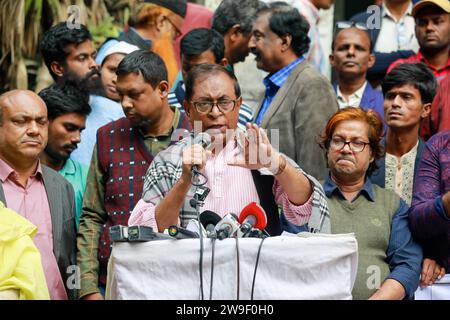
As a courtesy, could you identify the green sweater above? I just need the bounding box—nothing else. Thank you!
[328,184,400,300]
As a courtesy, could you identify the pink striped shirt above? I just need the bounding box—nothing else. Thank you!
[0,158,67,300]
[129,141,313,230]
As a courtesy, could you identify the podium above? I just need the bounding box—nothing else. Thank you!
[106,233,358,300]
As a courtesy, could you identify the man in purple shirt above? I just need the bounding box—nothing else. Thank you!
[409,130,450,284]
[0,90,77,299]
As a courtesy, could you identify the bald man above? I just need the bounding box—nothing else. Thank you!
[0,90,77,300]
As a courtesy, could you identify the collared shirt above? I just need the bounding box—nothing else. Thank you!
[409,130,450,271]
[59,158,88,229]
[71,95,125,166]
[0,159,67,300]
[323,175,422,297]
[255,57,304,125]
[129,135,329,230]
[374,2,419,53]
[388,50,450,83]
[336,82,368,109]
[385,141,419,205]
[167,81,254,129]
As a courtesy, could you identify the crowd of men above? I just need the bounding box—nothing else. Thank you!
[0,0,449,301]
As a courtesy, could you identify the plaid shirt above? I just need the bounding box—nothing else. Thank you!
[255,56,304,125]
[141,134,330,230]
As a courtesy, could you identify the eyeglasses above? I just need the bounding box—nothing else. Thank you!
[335,21,368,31]
[330,137,370,153]
[191,98,240,114]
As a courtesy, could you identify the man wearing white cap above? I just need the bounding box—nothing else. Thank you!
[71,41,139,166]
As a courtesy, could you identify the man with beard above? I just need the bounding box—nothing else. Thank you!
[70,41,138,166]
[249,4,338,179]
[0,90,77,300]
[77,50,191,300]
[96,0,187,88]
[38,83,91,229]
[40,22,101,91]
[388,0,450,83]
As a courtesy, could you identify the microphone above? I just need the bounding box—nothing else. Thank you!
[200,210,221,238]
[215,213,240,240]
[192,132,212,174]
[238,202,268,236]
[168,225,200,239]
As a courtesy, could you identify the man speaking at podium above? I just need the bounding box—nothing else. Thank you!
[129,64,329,234]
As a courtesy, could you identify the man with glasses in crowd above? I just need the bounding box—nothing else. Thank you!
[128,63,330,237]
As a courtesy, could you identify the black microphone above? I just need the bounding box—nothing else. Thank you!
[192,132,212,174]
[200,210,222,238]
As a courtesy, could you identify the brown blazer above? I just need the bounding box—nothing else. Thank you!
[256,60,338,179]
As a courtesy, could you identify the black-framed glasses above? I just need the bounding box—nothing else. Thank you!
[330,137,370,153]
[190,98,240,114]
[335,21,368,31]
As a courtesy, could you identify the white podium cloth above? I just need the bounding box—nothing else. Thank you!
[106,233,358,300]
[415,274,450,300]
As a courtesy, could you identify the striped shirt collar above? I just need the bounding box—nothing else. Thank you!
[264,56,304,89]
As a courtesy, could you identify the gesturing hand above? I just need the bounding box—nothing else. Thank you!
[228,123,280,173]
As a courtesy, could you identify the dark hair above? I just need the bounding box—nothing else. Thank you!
[40,22,92,81]
[38,83,91,120]
[319,107,384,175]
[257,4,310,57]
[382,62,437,104]
[185,64,241,102]
[180,28,225,63]
[116,50,168,88]
[212,0,268,36]
[331,27,374,53]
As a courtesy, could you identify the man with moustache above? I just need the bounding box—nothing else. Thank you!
[330,23,385,121]
[0,90,77,300]
[370,63,437,205]
[266,0,335,75]
[388,0,450,82]
[40,22,101,91]
[129,63,329,239]
[38,83,92,229]
[70,41,138,166]
[249,4,338,179]
[77,50,191,300]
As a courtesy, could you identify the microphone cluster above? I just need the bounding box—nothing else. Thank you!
[168,202,269,240]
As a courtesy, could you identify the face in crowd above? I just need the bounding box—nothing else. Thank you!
[0,91,48,166]
[184,68,242,144]
[330,27,375,79]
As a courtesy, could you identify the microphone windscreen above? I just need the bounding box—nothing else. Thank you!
[239,202,267,229]
[200,210,221,228]
[193,132,212,149]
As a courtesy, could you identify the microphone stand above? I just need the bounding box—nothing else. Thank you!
[189,169,210,300]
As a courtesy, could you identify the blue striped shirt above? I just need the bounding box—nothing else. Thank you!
[255,56,304,125]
